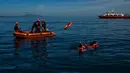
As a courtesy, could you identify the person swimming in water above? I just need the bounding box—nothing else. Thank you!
[78,41,87,52]
[87,41,98,49]
[78,41,98,51]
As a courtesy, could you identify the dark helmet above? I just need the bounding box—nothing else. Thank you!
[93,41,97,44]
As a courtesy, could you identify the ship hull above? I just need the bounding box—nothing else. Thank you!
[99,16,130,19]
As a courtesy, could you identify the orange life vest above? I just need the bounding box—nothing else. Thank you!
[78,45,86,52]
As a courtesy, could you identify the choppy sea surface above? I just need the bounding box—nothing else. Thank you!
[0,16,130,73]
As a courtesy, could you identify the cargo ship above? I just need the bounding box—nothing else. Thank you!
[99,10,130,19]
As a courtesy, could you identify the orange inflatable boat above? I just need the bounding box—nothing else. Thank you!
[13,31,56,39]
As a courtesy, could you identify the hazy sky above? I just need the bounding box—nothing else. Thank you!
[0,0,130,16]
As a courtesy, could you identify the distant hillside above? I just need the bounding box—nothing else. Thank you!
[0,14,43,17]
[23,14,43,17]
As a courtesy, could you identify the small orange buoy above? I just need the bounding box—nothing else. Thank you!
[64,22,72,30]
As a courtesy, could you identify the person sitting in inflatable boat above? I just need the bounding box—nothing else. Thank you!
[14,22,22,32]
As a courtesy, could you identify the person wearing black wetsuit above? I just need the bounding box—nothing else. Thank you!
[41,19,47,31]
[31,19,41,33]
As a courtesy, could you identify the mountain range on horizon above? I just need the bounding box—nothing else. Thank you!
[0,14,44,17]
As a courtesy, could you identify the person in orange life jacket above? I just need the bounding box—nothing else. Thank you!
[92,41,98,48]
[78,41,87,52]
[14,22,22,32]
[41,19,47,31]
[88,41,98,49]
[31,19,41,33]
[78,45,87,52]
